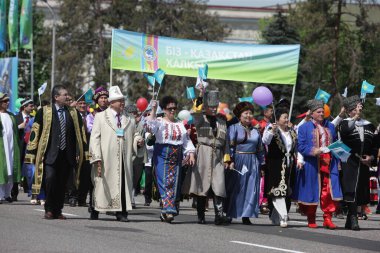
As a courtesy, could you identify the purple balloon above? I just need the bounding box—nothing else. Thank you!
[252,86,273,106]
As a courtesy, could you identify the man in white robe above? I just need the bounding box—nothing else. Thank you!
[89,86,145,221]
[0,93,21,204]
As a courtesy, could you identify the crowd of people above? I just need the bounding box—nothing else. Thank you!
[0,84,379,232]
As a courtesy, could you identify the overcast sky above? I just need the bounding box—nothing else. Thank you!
[207,0,294,7]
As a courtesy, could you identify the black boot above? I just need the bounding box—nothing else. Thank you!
[242,217,252,225]
[213,196,229,225]
[197,196,206,224]
[350,215,360,231]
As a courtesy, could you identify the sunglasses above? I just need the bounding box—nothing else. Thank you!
[166,107,177,111]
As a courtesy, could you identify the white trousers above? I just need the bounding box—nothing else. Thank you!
[0,176,13,200]
[270,197,288,224]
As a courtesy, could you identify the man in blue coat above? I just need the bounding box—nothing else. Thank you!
[293,99,342,229]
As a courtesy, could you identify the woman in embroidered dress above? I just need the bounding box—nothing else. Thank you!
[262,107,297,228]
[146,96,196,223]
[225,102,265,225]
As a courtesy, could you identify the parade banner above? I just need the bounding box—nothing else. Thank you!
[0,0,6,52]
[8,0,18,52]
[20,0,33,49]
[111,30,300,85]
[0,57,18,113]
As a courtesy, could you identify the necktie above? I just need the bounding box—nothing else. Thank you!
[25,116,29,125]
[58,108,66,150]
[116,114,121,128]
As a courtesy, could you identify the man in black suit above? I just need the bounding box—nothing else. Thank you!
[25,85,87,219]
[11,98,35,201]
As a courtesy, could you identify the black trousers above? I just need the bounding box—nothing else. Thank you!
[144,166,153,203]
[120,162,127,214]
[44,151,72,215]
[78,161,92,204]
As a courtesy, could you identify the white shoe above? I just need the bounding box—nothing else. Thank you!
[280,215,288,228]
[40,200,45,206]
[30,199,37,205]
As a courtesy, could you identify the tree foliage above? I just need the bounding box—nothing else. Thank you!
[262,0,380,125]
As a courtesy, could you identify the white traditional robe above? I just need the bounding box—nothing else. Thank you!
[0,112,14,199]
[89,108,145,212]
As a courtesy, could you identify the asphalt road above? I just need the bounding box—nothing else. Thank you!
[1,193,380,253]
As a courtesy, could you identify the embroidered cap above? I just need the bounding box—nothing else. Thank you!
[306,99,324,112]
[92,87,109,102]
[0,92,9,102]
[343,95,361,112]
[21,98,33,107]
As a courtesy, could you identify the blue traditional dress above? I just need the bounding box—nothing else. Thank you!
[146,118,195,215]
[225,123,264,219]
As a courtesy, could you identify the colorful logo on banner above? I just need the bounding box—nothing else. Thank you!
[141,34,159,72]
[111,30,300,85]
[0,57,18,113]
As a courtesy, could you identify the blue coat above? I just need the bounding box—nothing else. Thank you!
[292,120,342,204]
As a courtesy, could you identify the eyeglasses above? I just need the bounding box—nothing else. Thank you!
[166,107,177,111]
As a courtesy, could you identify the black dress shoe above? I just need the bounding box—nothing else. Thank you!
[11,196,17,202]
[44,212,55,220]
[56,214,67,220]
[69,199,77,207]
[90,211,99,220]
[215,216,230,226]
[5,197,13,203]
[116,212,129,222]
[144,202,151,206]
[197,214,206,224]
[242,217,252,225]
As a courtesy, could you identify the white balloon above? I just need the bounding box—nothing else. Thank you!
[178,110,191,120]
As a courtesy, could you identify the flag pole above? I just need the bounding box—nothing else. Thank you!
[289,83,297,120]
[76,88,92,102]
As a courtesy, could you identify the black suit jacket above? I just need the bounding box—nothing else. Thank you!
[45,105,77,166]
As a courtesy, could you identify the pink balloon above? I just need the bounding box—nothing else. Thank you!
[252,86,273,106]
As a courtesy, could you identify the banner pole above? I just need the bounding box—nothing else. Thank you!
[39,94,41,108]
[31,48,34,101]
[289,83,297,120]
[76,88,91,102]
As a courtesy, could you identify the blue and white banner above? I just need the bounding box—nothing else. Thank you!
[0,57,18,113]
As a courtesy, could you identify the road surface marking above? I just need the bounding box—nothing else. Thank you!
[230,241,306,253]
[34,209,79,217]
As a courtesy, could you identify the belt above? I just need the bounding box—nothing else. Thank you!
[236,151,257,154]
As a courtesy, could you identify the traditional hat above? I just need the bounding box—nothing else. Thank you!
[343,95,361,112]
[204,90,219,108]
[92,87,109,102]
[233,101,254,118]
[0,92,9,102]
[306,99,324,112]
[125,104,138,114]
[21,97,33,107]
[108,86,124,102]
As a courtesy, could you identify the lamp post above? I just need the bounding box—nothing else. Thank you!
[41,0,56,91]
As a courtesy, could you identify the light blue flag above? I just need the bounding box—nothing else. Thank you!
[314,88,331,103]
[143,73,156,87]
[0,0,6,52]
[84,89,94,104]
[186,86,195,100]
[361,80,375,94]
[238,97,254,103]
[153,68,165,85]
[328,140,351,163]
[198,64,208,81]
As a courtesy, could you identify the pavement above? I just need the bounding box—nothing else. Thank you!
[1,193,380,253]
